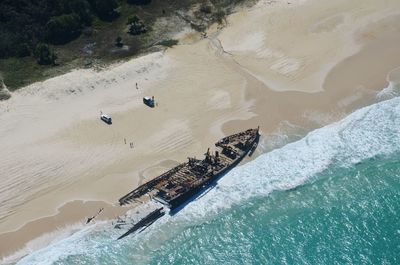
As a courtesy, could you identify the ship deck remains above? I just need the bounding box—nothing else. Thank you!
[119,128,260,208]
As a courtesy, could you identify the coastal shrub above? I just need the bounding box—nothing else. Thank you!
[92,0,119,21]
[115,36,123,47]
[214,9,226,24]
[0,0,124,60]
[66,0,93,25]
[15,44,31,58]
[0,90,11,100]
[34,43,57,65]
[127,16,147,35]
[46,14,82,44]
[0,30,30,58]
[127,15,140,25]
[127,0,152,5]
[158,39,178,47]
[200,4,212,14]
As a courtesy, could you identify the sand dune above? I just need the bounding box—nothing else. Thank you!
[219,0,399,92]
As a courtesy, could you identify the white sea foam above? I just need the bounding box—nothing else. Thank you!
[15,96,400,264]
[13,224,99,265]
[177,95,400,219]
[1,222,88,264]
[377,67,400,100]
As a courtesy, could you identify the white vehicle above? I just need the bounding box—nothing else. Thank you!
[100,113,112,124]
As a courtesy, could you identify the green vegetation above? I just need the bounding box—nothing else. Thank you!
[0,0,255,95]
[34,44,58,65]
[214,8,226,24]
[127,15,140,24]
[0,57,48,91]
[0,0,120,59]
[158,39,179,48]
[46,14,82,45]
[127,0,152,5]
[0,88,11,100]
[200,3,212,14]
[127,15,147,35]
[115,36,124,47]
[92,0,119,21]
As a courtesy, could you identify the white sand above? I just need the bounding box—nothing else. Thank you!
[1,0,400,260]
[219,0,400,92]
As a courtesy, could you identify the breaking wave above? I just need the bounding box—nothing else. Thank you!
[15,95,400,265]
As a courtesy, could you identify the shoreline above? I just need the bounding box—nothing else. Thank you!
[2,0,400,262]
[0,200,133,263]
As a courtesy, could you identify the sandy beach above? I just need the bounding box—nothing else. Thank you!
[1,0,400,262]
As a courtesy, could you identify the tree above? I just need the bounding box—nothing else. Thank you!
[115,36,123,47]
[127,15,147,35]
[34,43,57,65]
[215,9,226,24]
[127,0,152,5]
[128,22,147,35]
[200,4,212,14]
[15,43,30,57]
[127,15,140,25]
[93,0,119,21]
[46,13,82,44]
[67,0,93,25]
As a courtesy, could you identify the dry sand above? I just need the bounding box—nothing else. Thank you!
[1,0,400,261]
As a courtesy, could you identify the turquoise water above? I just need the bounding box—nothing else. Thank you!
[16,96,400,265]
[149,158,400,264]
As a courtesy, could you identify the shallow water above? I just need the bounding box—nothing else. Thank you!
[16,96,400,265]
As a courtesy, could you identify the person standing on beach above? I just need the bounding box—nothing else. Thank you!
[136,83,138,89]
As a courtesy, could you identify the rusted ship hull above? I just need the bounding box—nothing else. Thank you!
[119,128,260,211]
[154,140,258,210]
[117,208,165,240]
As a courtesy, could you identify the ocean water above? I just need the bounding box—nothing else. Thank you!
[16,95,400,265]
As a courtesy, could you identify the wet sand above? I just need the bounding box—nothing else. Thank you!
[1,0,400,261]
[0,200,131,263]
